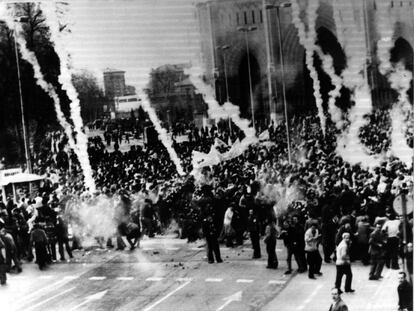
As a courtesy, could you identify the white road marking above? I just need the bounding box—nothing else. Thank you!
[176,277,192,282]
[297,283,323,310]
[117,277,134,281]
[67,289,108,311]
[146,277,164,281]
[190,247,203,251]
[64,276,80,280]
[39,275,53,279]
[206,278,223,282]
[142,280,191,311]
[142,248,155,251]
[166,247,179,251]
[268,280,286,285]
[216,291,242,311]
[23,286,76,311]
[236,279,253,283]
[89,276,106,280]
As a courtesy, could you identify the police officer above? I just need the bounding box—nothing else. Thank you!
[202,215,223,264]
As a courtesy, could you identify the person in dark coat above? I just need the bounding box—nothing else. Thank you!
[291,215,307,272]
[0,222,7,285]
[202,215,222,264]
[264,221,278,269]
[397,272,413,311]
[279,218,296,274]
[55,216,73,261]
[0,227,22,273]
[329,287,348,311]
[368,223,386,280]
[248,209,261,259]
[30,223,49,270]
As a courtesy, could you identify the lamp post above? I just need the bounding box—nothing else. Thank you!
[265,2,292,164]
[217,45,233,135]
[0,16,31,172]
[237,25,257,129]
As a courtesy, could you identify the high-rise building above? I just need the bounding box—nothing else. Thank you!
[103,68,126,100]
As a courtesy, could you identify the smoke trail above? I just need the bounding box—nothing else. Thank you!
[185,64,256,138]
[0,6,78,157]
[332,0,384,168]
[291,0,326,135]
[375,3,412,167]
[138,90,186,176]
[41,2,96,192]
[315,47,344,128]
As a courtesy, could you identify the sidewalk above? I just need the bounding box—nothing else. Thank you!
[262,262,400,311]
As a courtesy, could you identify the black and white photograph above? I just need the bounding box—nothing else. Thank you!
[0,0,413,310]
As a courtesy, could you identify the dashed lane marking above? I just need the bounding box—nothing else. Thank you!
[117,277,134,281]
[146,277,164,281]
[268,280,286,285]
[236,279,254,283]
[190,247,203,251]
[142,248,155,251]
[166,247,180,251]
[89,276,107,280]
[64,276,80,280]
[176,278,192,282]
[205,278,223,282]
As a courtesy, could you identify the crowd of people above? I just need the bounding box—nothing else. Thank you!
[0,109,413,309]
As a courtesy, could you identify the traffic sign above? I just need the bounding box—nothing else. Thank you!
[393,194,414,215]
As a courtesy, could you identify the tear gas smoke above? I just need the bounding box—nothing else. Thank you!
[185,64,256,138]
[334,1,381,169]
[291,0,326,135]
[138,90,186,176]
[1,9,78,155]
[41,1,96,192]
[375,3,413,167]
[315,47,344,129]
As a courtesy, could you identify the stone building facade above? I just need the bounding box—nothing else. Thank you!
[196,0,414,122]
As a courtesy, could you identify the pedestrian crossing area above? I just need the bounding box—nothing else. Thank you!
[7,273,288,285]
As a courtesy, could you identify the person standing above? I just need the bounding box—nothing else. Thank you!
[292,215,307,273]
[30,223,49,270]
[382,213,401,270]
[55,215,73,261]
[264,221,278,269]
[368,222,386,280]
[335,233,355,293]
[0,227,22,273]
[248,209,261,259]
[279,218,295,274]
[304,223,322,279]
[223,205,234,247]
[329,287,348,311]
[0,224,7,285]
[397,271,413,311]
[202,216,222,264]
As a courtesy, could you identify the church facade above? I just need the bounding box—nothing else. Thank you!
[196,0,414,123]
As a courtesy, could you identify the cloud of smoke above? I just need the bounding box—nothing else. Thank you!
[138,90,186,176]
[184,64,256,138]
[333,0,382,168]
[41,2,96,192]
[291,0,326,135]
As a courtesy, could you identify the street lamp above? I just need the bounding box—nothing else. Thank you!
[216,45,231,103]
[0,16,31,172]
[265,2,292,164]
[237,25,257,129]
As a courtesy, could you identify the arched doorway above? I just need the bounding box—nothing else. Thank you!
[301,27,350,114]
[237,52,262,121]
[390,37,413,105]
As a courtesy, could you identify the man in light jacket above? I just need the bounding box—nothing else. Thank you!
[335,232,354,293]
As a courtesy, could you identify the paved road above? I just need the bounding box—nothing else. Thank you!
[0,236,401,311]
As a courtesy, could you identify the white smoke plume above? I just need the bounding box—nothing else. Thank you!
[333,0,382,168]
[0,6,78,156]
[137,90,186,176]
[41,1,96,192]
[291,0,326,135]
[185,64,256,138]
[315,46,344,128]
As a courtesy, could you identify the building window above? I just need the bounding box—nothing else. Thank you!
[252,10,255,24]
[244,11,248,24]
[260,10,263,23]
[236,12,240,25]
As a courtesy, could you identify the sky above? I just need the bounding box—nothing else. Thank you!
[66,0,203,88]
